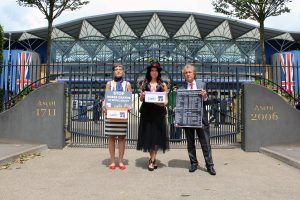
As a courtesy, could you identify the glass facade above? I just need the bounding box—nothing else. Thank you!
[4,12,300,64]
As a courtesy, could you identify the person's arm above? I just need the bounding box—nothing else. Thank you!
[139,81,145,102]
[163,82,168,106]
[155,82,168,107]
[139,90,145,102]
[201,82,208,101]
[127,81,132,92]
[199,82,208,107]
[126,82,133,111]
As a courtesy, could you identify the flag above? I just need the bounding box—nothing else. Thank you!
[16,52,32,91]
[280,52,295,93]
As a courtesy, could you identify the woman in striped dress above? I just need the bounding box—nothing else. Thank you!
[103,64,132,170]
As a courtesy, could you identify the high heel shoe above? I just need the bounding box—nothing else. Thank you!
[153,159,158,169]
[119,163,126,170]
[108,163,116,170]
[148,159,154,171]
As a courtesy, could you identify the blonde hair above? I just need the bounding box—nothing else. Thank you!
[182,63,197,79]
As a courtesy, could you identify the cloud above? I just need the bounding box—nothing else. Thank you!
[0,0,299,32]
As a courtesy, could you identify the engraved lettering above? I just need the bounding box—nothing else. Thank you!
[251,113,257,120]
[36,100,56,118]
[48,109,56,117]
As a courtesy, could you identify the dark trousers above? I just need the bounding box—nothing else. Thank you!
[184,125,214,168]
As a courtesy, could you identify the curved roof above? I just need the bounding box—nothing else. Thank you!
[4,10,300,42]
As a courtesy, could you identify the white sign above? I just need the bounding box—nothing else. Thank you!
[106,108,128,120]
[145,91,166,103]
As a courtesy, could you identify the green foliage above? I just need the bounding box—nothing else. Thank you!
[253,79,296,104]
[212,0,291,22]
[212,0,292,66]
[147,58,160,63]
[17,0,89,67]
[17,0,90,21]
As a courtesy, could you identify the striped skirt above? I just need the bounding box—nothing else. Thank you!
[104,118,128,136]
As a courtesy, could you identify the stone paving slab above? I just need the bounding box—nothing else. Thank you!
[0,147,300,200]
[260,143,300,169]
[0,143,48,165]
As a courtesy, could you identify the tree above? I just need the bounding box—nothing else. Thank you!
[17,0,89,80]
[212,0,292,66]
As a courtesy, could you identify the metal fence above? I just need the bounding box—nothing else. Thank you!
[1,61,299,148]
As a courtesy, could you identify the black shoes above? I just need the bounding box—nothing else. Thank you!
[188,164,198,172]
[188,164,216,175]
[148,159,157,171]
[153,159,158,169]
[207,166,216,176]
[148,159,154,171]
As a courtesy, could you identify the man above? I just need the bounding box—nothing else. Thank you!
[92,95,101,123]
[209,91,220,127]
[181,64,216,175]
[220,98,227,124]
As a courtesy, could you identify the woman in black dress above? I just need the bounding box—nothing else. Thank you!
[137,62,169,171]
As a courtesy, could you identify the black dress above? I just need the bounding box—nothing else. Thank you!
[137,83,169,153]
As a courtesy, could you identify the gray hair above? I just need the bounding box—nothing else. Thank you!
[182,63,197,79]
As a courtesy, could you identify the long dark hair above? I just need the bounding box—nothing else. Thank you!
[145,62,163,85]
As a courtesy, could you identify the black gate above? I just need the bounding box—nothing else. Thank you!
[1,55,298,148]
[65,60,242,147]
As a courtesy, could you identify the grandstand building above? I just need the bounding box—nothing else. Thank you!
[3,11,300,64]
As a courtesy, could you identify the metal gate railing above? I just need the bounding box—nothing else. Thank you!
[65,61,243,147]
[1,59,299,148]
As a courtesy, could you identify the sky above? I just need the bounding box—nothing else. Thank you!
[0,0,300,32]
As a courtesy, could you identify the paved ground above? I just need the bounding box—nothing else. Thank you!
[260,143,300,169]
[0,142,300,200]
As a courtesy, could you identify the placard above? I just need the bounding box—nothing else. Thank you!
[105,91,132,108]
[144,91,166,103]
[106,108,128,120]
[174,89,203,127]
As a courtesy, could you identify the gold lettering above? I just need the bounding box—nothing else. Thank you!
[40,109,47,117]
[250,112,279,121]
[254,105,274,111]
[48,109,56,117]
[36,108,56,117]
[37,100,43,107]
[272,112,279,120]
[251,113,257,120]
[49,101,56,107]
[36,100,56,107]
